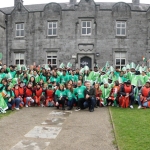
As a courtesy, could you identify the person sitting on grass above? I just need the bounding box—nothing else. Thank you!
[55,84,66,110]
[138,80,150,109]
[119,80,134,109]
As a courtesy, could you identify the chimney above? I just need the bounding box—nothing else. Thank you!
[14,0,23,7]
[132,0,140,5]
[70,0,77,5]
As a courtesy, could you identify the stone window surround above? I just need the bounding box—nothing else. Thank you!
[112,49,128,69]
[15,22,25,38]
[47,21,58,37]
[115,20,127,38]
[77,17,95,37]
[46,51,57,67]
[81,21,92,36]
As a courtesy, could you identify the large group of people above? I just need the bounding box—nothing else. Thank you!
[0,61,150,113]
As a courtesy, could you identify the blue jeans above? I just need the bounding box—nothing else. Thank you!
[143,102,148,107]
[14,98,21,108]
[68,98,76,107]
[7,99,15,109]
[83,97,95,110]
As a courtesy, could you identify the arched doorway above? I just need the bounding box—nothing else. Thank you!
[80,56,92,68]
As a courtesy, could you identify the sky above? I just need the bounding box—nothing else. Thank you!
[0,0,150,8]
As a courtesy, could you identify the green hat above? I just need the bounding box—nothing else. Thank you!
[105,61,110,68]
[108,75,113,81]
[16,65,21,71]
[12,78,18,86]
[137,79,143,87]
[101,66,106,73]
[44,64,50,70]
[138,66,143,73]
[79,68,85,74]
[122,67,126,72]
[84,65,89,71]
[130,62,136,69]
[126,64,130,70]
[59,63,65,69]
[67,62,72,68]
[21,65,27,71]
[7,72,13,80]
[103,78,108,84]
[135,64,139,71]
[110,66,114,72]
[142,66,147,73]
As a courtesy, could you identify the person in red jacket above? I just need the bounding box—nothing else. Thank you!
[24,82,34,107]
[45,84,55,107]
[138,81,150,109]
[34,83,43,106]
[119,80,134,109]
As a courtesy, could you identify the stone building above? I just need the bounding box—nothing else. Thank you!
[0,0,150,69]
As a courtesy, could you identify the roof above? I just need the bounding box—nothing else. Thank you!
[0,2,150,15]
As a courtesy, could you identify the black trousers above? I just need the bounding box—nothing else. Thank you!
[57,97,65,108]
[78,98,85,109]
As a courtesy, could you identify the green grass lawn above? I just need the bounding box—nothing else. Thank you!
[110,106,150,150]
[0,110,14,119]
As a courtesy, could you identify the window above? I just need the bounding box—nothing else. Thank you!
[48,22,57,36]
[81,21,91,35]
[116,21,126,36]
[14,53,25,65]
[47,52,57,67]
[115,52,126,69]
[16,23,24,37]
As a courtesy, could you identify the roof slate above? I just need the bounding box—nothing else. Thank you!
[0,2,150,15]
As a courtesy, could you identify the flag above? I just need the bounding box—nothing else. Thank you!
[0,53,2,60]
[142,56,147,62]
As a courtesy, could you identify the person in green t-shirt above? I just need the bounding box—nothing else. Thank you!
[66,83,76,110]
[74,80,86,111]
[55,84,66,110]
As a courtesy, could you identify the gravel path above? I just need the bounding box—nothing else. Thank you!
[0,107,117,150]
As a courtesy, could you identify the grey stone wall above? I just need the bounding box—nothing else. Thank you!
[1,0,150,68]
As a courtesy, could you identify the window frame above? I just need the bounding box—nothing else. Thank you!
[115,52,126,69]
[116,21,126,37]
[46,52,57,67]
[47,22,58,37]
[15,23,25,37]
[81,21,92,36]
[14,53,25,65]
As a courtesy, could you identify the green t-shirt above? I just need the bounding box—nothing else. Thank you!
[50,76,60,83]
[55,89,66,101]
[60,75,70,84]
[65,89,75,101]
[74,86,86,99]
